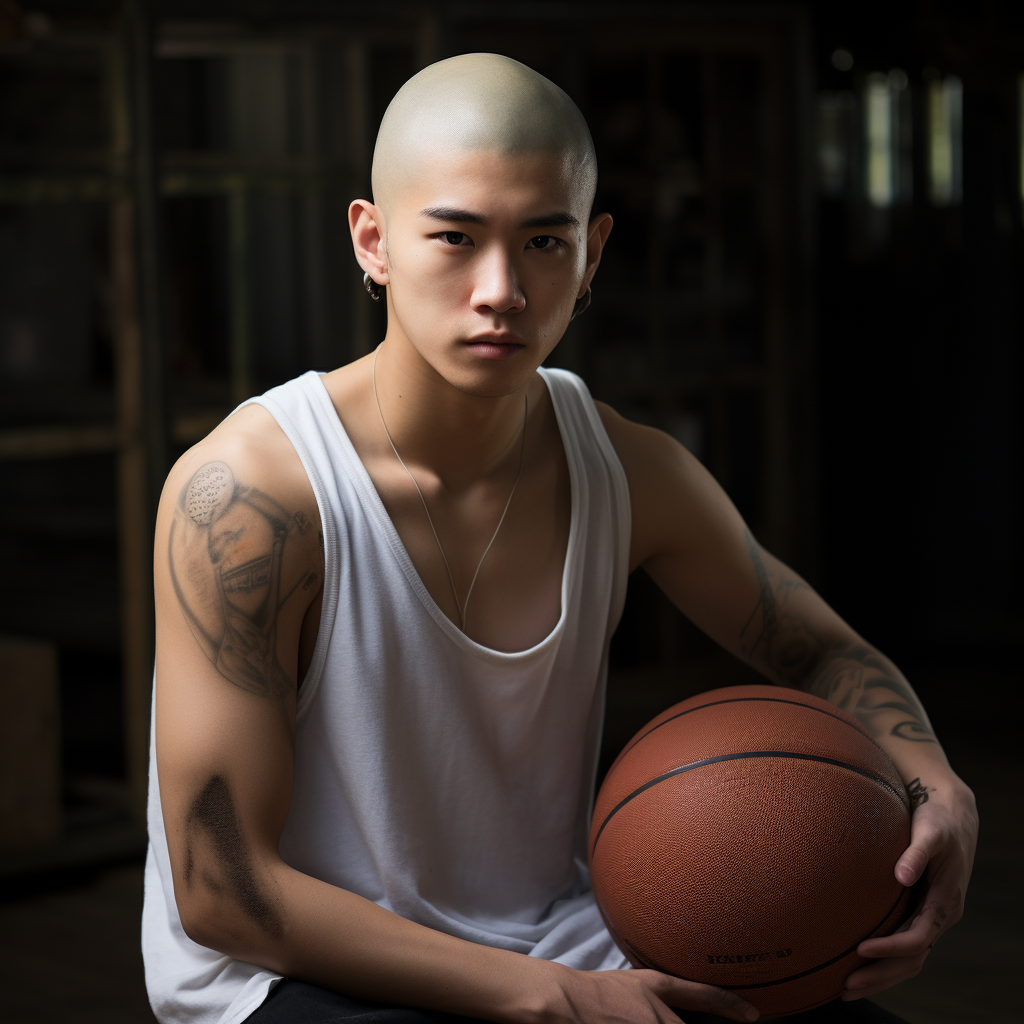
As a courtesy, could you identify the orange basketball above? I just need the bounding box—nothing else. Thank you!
[589,684,912,1017]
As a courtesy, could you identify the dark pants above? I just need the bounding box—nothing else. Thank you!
[244,979,909,1024]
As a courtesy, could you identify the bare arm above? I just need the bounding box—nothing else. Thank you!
[598,404,978,1002]
[154,411,758,1024]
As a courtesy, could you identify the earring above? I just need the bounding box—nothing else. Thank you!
[363,272,382,302]
[570,287,591,322]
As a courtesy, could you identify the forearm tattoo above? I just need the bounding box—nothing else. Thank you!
[807,643,937,743]
[184,774,283,938]
[738,530,815,683]
[738,530,937,746]
[169,461,316,702]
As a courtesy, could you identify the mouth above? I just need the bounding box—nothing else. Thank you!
[463,334,526,360]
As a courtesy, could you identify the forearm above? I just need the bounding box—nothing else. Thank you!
[187,860,563,1024]
[798,639,954,792]
[732,536,963,795]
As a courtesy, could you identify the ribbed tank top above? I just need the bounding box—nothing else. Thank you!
[143,367,632,1024]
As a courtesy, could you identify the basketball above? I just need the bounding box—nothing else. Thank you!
[589,684,913,1017]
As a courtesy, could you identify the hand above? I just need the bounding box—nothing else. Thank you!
[549,965,759,1024]
[841,774,978,1001]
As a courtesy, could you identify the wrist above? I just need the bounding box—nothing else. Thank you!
[904,765,976,816]
[506,959,576,1024]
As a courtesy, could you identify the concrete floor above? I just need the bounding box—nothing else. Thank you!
[0,667,1016,1023]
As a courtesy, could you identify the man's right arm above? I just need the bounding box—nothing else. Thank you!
[153,413,758,1024]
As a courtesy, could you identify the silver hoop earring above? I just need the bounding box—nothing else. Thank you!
[570,287,591,322]
[363,272,382,302]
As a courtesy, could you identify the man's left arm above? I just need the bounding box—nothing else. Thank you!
[599,404,979,1002]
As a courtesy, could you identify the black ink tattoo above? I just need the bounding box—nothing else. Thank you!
[893,721,937,743]
[184,462,234,524]
[184,775,283,938]
[906,777,931,809]
[810,648,938,745]
[169,461,312,702]
[742,529,778,645]
[736,531,938,747]
[739,531,816,683]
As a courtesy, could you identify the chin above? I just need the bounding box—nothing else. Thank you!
[448,370,535,400]
[422,345,545,398]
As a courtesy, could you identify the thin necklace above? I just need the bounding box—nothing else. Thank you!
[372,344,528,631]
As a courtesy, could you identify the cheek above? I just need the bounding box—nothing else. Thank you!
[543,278,573,313]
[394,243,467,296]
[388,250,469,330]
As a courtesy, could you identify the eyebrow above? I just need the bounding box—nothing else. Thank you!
[419,207,579,229]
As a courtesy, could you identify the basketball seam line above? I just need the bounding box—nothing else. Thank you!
[591,750,909,852]
[614,697,887,768]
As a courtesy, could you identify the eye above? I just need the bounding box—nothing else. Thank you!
[526,235,561,251]
[440,231,470,246]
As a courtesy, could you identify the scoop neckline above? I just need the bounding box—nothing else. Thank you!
[308,367,579,662]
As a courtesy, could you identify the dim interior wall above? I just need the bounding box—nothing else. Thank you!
[0,635,62,852]
[814,68,1022,666]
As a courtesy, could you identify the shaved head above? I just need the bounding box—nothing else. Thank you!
[371,53,597,216]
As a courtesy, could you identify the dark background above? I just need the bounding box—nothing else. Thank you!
[0,2,1019,1022]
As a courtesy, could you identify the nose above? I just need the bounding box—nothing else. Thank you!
[471,246,526,315]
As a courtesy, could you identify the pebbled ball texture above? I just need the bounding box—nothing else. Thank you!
[589,684,912,1017]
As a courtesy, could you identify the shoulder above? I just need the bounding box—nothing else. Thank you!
[593,400,746,571]
[156,401,322,596]
[162,401,316,526]
[594,400,708,504]
[594,401,682,467]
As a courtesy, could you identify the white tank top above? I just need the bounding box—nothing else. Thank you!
[143,367,632,1024]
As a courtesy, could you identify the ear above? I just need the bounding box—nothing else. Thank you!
[578,212,613,299]
[348,199,390,286]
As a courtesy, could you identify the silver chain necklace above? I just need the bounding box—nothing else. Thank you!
[371,344,528,631]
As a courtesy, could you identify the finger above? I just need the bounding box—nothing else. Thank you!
[858,892,954,959]
[842,950,929,1000]
[649,974,759,1022]
[640,989,684,1024]
[893,806,945,886]
[893,844,928,887]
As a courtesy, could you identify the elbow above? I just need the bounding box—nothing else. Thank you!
[178,904,218,951]
[176,889,236,953]
[175,882,285,963]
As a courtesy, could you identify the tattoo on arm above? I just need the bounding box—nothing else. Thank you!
[808,644,938,744]
[739,530,816,683]
[169,461,311,702]
[184,774,283,938]
[738,530,938,746]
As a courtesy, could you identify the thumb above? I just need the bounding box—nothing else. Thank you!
[894,811,940,886]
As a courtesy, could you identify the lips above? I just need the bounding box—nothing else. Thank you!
[466,333,522,344]
[463,335,525,359]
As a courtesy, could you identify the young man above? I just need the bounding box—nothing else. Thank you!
[143,54,977,1024]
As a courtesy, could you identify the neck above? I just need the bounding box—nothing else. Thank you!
[371,337,531,489]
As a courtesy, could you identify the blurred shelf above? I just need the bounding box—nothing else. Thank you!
[0,411,232,460]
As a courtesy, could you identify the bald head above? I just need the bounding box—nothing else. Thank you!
[371,53,597,215]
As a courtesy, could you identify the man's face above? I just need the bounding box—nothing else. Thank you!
[379,147,594,398]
